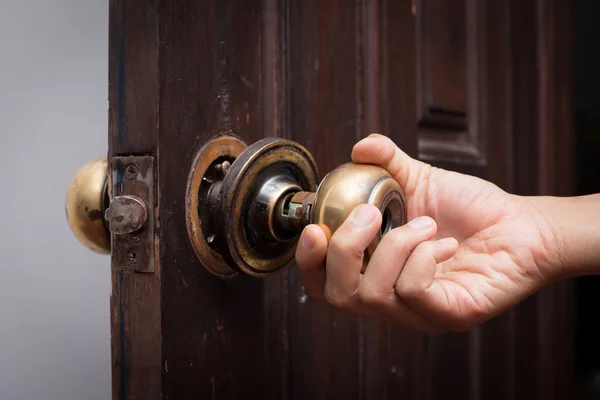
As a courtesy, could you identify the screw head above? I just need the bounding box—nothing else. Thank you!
[125,164,139,180]
[215,160,231,177]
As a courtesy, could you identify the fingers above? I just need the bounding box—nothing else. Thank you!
[295,225,329,300]
[361,216,437,290]
[351,133,426,191]
[357,216,443,332]
[395,237,460,326]
[295,208,461,333]
[324,204,381,308]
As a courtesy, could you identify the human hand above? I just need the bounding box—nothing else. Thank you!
[295,133,558,333]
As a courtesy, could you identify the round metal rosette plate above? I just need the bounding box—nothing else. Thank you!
[218,137,319,277]
[185,135,247,278]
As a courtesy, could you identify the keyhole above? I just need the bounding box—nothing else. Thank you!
[381,207,392,235]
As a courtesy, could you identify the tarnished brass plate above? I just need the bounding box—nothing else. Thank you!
[185,136,247,278]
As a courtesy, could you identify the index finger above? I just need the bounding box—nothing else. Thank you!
[295,225,329,300]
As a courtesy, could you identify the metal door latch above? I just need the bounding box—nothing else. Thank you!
[108,156,155,273]
[64,155,155,274]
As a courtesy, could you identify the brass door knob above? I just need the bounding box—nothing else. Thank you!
[66,158,152,257]
[65,158,111,254]
[186,136,407,278]
[66,136,407,277]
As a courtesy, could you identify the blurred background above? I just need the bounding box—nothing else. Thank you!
[0,1,111,399]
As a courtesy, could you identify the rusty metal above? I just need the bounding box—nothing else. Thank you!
[105,195,148,234]
[185,136,248,278]
[110,156,155,273]
[250,175,302,243]
[187,136,406,278]
[281,191,316,230]
[125,164,139,180]
[65,158,111,254]
[216,137,319,277]
[257,162,406,266]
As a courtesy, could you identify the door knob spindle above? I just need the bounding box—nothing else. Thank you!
[65,136,407,278]
[186,136,407,278]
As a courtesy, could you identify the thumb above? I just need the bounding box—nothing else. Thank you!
[351,133,428,196]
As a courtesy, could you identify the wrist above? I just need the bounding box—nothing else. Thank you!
[525,194,600,280]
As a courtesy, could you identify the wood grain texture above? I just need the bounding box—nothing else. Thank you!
[534,0,575,399]
[511,1,575,400]
[286,1,363,398]
[416,0,467,127]
[108,1,161,399]
[262,0,291,397]
[416,0,486,166]
[369,1,430,399]
[106,0,575,399]
[510,1,544,398]
[472,2,515,399]
[157,1,273,398]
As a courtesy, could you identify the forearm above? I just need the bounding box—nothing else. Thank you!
[530,193,600,279]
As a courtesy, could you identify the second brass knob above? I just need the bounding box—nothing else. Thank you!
[65,158,111,254]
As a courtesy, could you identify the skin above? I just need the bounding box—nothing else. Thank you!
[295,133,600,334]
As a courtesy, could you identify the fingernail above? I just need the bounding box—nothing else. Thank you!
[408,216,433,230]
[352,205,378,228]
[302,230,315,250]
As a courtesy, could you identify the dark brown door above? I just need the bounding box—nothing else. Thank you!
[108,0,574,399]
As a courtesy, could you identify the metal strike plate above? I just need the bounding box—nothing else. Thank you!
[109,156,155,273]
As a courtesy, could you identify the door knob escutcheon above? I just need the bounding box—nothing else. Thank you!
[186,136,407,278]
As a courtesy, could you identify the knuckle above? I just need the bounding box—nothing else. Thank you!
[413,240,435,254]
[328,236,364,263]
[383,226,435,252]
[395,278,428,299]
[381,227,416,252]
[324,285,353,309]
[375,137,397,163]
[357,287,383,307]
[358,279,389,307]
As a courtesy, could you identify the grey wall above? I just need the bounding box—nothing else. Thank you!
[0,1,111,399]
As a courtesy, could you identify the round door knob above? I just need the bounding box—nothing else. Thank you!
[186,136,407,278]
[65,158,111,254]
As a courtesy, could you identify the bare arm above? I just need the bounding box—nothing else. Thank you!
[531,193,600,280]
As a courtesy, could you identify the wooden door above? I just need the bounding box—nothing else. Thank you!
[108,0,574,399]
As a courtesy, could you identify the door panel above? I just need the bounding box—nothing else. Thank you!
[416,0,485,165]
[287,2,367,398]
[424,2,515,399]
[416,0,467,128]
[108,0,161,398]
[286,2,426,398]
[107,0,574,399]
[158,2,270,398]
